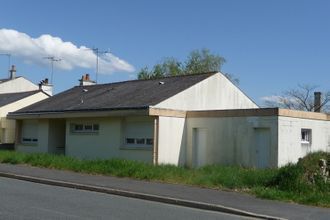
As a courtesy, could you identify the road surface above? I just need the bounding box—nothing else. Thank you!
[0,177,256,220]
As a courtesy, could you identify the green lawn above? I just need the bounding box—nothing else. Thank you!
[0,150,329,207]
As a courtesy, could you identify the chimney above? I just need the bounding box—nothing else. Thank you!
[314,92,322,112]
[9,65,16,79]
[39,78,53,96]
[79,73,96,86]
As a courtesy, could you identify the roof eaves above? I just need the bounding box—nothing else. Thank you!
[8,106,150,117]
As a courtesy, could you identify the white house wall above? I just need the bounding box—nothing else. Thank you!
[0,77,38,94]
[186,116,278,168]
[278,117,330,167]
[157,116,186,165]
[65,116,153,162]
[155,73,258,111]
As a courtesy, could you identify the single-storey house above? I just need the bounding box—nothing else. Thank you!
[0,65,50,146]
[8,72,330,168]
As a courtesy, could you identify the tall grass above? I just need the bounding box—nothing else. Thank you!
[0,150,329,207]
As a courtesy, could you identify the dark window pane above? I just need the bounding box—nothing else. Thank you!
[146,138,153,145]
[126,138,135,144]
[84,124,93,131]
[93,124,99,131]
[136,138,145,144]
[75,124,83,131]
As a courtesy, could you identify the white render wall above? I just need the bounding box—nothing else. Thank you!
[65,116,153,162]
[0,77,38,94]
[278,117,330,167]
[185,116,278,168]
[157,116,186,165]
[155,73,258,111]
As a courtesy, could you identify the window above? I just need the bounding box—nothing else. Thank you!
[71,123,99,133]
[74,124,83,131]
[84,124,93,131]
[126,138,135,144]
[123,119,153,149]
[146,138,153,145]
[301,129,312,144]
[125,138,153,146]
[136,138,145,144]
[21,120,38,144]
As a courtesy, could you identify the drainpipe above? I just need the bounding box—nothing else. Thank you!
[153,117,159,165]
[14,120,22,151]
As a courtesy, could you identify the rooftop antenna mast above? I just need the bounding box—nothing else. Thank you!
[0,53,11,78]
[44,56,62,84]
[87,48,109,83]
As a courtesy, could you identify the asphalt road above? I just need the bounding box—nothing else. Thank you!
[0,177,256,220]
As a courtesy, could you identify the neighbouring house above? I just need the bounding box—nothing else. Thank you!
[8,72,330,168]
[0,65,51,146]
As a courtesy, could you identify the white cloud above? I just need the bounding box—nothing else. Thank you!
[261,95,298,103]
[260,95,283,103]
[0,28,135,74]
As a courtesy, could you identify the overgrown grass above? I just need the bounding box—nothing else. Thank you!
[0,150,329,207]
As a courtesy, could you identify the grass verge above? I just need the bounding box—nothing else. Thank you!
[0,150,329,207]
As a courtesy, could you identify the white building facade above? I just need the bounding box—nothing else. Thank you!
[9,73,330,168]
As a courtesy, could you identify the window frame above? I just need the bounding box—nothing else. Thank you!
[301,128,312,145]
[70,123,100,134]
[124,137,154,149]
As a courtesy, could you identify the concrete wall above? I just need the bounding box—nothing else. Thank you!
[186,116,278,168]
[0,92,49,143]
[278,117,330,167]
[0,77,38,94]
[65,116,153,162]
[155,73,258,111]
[157,116,186,165]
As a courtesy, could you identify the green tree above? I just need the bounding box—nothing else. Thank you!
[137,58,183,80]
[137,49,238,84]
[185,49,225,74]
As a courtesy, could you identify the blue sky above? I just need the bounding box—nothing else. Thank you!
[0,0,329,105]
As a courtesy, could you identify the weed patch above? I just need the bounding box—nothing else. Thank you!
[0,150,329,207]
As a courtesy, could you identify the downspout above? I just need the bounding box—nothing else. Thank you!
[153,117,159,165]
[14,120,22,150]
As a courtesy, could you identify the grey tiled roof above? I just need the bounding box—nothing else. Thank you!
[0,90,42,107]
[13,72,216,114]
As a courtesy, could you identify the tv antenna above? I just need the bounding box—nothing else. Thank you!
[0,53,11,78]
[44,56,62,83]
[86,48,109,83]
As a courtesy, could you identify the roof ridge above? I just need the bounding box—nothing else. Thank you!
[78,71,218,88]
[0,89,41,95]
